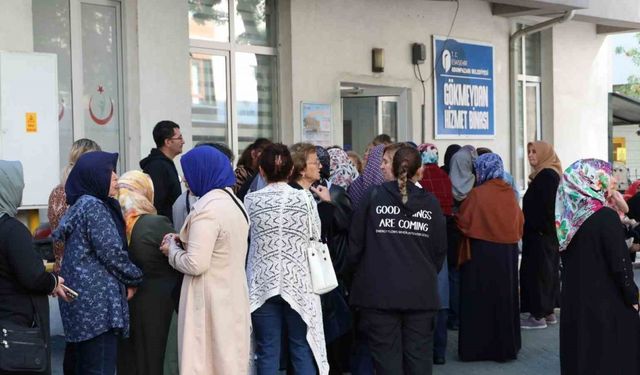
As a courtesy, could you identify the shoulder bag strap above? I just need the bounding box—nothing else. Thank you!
[303,192,320,241]
[219,188,249,224]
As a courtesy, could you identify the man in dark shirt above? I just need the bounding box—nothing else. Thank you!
[140,120,184,223]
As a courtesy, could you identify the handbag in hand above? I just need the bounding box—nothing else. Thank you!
[303,192,338,295]
[0,298,48,373]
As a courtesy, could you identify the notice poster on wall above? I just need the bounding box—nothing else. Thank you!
[433,36,495,139]
[301,102,332,146]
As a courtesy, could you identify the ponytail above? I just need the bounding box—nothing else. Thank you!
[392,146,421,204]
[398,162,409,204]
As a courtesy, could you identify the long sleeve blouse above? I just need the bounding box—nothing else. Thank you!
[54,195,143,342]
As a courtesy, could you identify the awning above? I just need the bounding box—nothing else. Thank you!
[611,92,640,126]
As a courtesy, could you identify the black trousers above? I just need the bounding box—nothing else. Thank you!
[359,309,436,375]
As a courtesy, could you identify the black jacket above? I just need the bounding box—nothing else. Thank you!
[348,181,447,310]
[140,148,182,223]
[327,184,353,278]
[0,215,56,326]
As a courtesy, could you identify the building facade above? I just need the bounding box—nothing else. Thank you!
[1,0,640,198]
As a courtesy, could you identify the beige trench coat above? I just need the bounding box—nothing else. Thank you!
[168,188,251,375]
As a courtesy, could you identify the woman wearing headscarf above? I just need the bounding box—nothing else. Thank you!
[556,159,640,375]
[0,161,68,375]
[316,146,355,374]
[418,143,451,365]
[245,143,329,375]
[54,152,143,374]
[446,145,476,331]
[456,153,524,362]
[116,171,179,375]
[46,138,101,375]
[519,141,563,329]
[348,144,385,211]
[555,159,640,375]
[48,139,101,274]
[440,144,461,175]
[328,147,359,190]
[160,146,250,374]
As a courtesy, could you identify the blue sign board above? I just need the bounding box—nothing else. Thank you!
[433,36,495,139]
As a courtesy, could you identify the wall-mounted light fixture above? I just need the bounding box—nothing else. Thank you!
[372,48,384,73]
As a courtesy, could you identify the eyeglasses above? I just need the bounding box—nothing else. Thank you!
[169,135,183,141]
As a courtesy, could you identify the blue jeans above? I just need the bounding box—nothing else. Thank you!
[75,330,117,375]
[252,296,316,375]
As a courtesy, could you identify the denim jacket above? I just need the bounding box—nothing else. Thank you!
[54,195,143,342]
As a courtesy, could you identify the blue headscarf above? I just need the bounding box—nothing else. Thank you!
[181,146,236,197]
[474,153,504,185]
[65,151,127,247]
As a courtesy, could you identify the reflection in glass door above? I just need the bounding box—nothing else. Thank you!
[190,52,230,145]
[378,96,398,139]
[79,1,124,158]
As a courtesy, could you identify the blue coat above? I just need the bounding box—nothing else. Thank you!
[54,195,143,342]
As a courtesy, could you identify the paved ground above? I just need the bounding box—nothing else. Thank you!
[50,269,640,374]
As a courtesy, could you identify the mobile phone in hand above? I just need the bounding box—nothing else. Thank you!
[61,284,79,300]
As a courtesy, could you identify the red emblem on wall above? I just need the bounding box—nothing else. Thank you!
[89,85,114,126]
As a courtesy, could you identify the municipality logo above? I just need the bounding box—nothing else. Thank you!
[442,49,452,73]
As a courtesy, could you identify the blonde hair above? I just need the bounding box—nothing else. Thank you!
[289,142,316,183]
[61,139,101,184]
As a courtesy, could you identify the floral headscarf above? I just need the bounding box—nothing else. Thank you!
[555,159,612,251]
[348,144,385,210]
[117,170,157,242]
[328,148,359,189]
[418,143,439,165]
[474,153,504,185]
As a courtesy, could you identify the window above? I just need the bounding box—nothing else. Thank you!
[33,0,126,171]
[189,0,277,157]
[514,26,543,190]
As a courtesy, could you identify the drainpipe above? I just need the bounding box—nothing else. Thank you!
[509,10,574,190]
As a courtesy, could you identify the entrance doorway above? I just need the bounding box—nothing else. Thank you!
[341,83,409,155]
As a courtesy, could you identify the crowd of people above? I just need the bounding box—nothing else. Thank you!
[0,119,639,375]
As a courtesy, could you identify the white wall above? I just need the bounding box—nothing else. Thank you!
[288,0,512,165]
[133,0,191,170]
[613,124,640,181]
[551,21,609,166]
[0,0,33,52]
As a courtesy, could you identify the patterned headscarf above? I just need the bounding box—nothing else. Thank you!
[348,144,385,210]
[315,146,331,182]
[418,143,439,165]
[0,161,24,218]
[328,148,359,189]
[555,159,612,251]
[528,141,562,181]
[117,170,157,242]
[474,153,504,185]
[449,145,477,201]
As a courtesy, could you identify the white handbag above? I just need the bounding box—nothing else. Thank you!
[304,192,338,295]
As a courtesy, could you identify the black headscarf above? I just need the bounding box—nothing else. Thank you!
[316,146,331,182]
[65,151,127,248]
[441,144,461,175]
